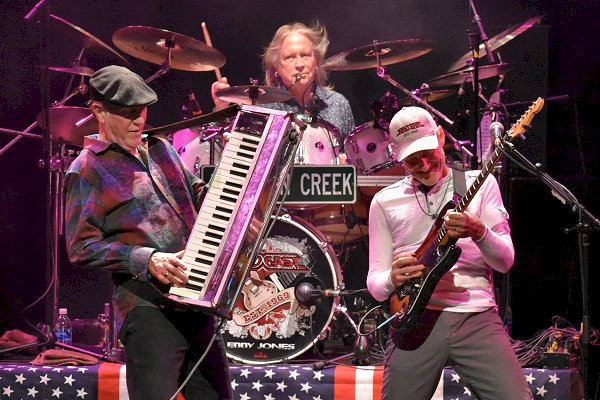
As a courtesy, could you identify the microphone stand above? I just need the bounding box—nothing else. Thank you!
[312,304,371,370]
[468,0,495,64]
[498,139,598,400]
[466,30,481,170]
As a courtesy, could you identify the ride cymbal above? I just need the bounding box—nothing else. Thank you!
[447,15,542,72]
[112,26,226,72]
[215,85,293,105]
[36,106,97,147]
[49,14,129,65]
[428,63,513,87]
[322,39,434,71]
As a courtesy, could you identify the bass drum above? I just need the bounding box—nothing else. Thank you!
[171,123,226,175]
[222,215,342,364]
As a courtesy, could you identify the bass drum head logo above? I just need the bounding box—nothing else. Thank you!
[222,216,341,364]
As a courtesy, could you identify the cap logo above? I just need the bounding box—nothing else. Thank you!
[395,121,424,138]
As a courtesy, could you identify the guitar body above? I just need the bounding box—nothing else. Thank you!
[388,244,461,332]
[388,202,462,332]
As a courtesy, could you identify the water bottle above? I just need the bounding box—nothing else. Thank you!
[54,308,72,345]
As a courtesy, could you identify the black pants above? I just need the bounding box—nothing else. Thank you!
[119,306,232,400]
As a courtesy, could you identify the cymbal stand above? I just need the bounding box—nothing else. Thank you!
[0,51,89,157]
[373,56,474,159]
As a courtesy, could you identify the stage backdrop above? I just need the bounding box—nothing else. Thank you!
[0,0,598,349]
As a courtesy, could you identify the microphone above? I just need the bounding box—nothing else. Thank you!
[294,277,347,307]
[188,90,202,116]
[489,121,504,140]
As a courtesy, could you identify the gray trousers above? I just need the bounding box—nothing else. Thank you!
[383,308,532,400]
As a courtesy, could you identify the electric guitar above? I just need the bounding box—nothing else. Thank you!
[387,97,545,332]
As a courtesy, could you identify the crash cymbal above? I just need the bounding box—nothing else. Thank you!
[36,106,97,147]
[428,63,513,87]
[49,14,129,65]
[48,66,95,76]
[112,26,226,72]
[447,16,542,72]
[322,39,434,71]
[215,85,293,105]
[398,89,453,105]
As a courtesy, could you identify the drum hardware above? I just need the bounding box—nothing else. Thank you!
[322,39,434,71]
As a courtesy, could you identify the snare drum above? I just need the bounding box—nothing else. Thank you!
[296,193,369,245]
[171,123,226,175]
[345,121,405,196]
[222,215,342,364]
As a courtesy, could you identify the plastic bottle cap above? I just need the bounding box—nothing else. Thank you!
[59,308,68,315]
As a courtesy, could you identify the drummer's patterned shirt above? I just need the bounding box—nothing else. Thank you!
[263,86,356,149]
[64,134,205,327]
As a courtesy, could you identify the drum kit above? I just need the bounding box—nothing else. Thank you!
[1,10,542,365]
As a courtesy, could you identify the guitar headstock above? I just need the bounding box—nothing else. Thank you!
[507,97,545,140]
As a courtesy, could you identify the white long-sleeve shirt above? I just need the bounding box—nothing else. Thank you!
[367,171,514,312]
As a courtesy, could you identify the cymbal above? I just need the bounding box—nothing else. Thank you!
[447,16,542,72]
[49,14,129,65]
[36,106,97,147]
[112,26,226,72]
[322,39,434,71]
[398,89,453,105]
[428,63,513,87]
[215,85,293,105]
[48,66,95,76]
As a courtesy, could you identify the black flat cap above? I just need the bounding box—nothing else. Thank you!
[89,65,157,107]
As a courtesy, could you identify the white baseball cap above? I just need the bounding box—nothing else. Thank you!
[389,106,439,161]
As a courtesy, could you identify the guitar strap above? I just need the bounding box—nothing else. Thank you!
[451,164,467,204]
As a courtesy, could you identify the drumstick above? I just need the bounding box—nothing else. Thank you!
[201,22,222,81]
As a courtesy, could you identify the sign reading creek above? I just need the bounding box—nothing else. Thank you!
[282,165,356,204]
[201,164,357,204]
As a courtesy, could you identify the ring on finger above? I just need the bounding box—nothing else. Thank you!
[164,271,170,277]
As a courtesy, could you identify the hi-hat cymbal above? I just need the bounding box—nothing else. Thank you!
[398,89,453,105]
[215,85,293,105]
[322,39,434,71]
[48,66,95,76]
[36,106,97,147]
[112,26,226,72]
[49,14,129,65]
[447,16,542,72]
[428,63,513,87]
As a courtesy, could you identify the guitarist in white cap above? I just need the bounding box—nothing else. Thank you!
[367,106,531,399]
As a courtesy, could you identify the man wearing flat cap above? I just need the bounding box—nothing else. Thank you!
[367,107,531,399]
[64,65,232,400]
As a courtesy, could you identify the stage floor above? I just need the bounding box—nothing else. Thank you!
[0,361,582,399]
